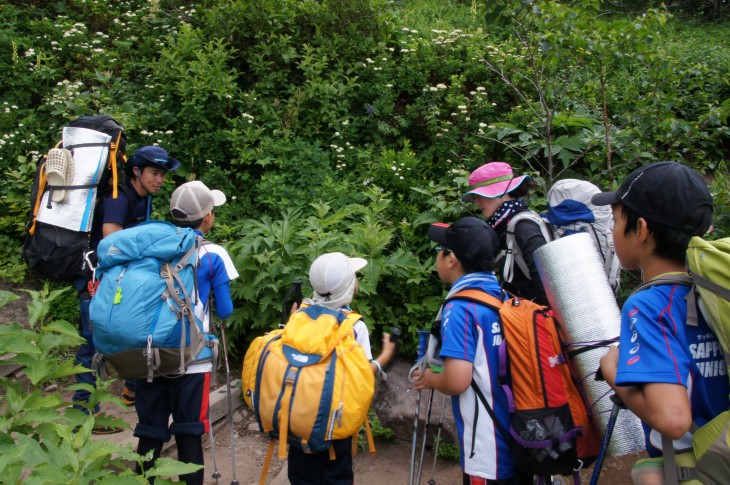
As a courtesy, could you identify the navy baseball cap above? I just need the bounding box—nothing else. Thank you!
[592,161,713,235]
[428,216,500,271]
[128,145,180,172]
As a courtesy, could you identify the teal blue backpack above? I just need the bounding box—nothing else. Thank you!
[89,220,217,382]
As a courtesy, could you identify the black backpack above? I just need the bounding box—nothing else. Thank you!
[23,116,128,283]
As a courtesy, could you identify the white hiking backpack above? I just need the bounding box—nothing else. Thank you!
[544,179,621,293]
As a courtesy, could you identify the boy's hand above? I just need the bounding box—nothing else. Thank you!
[600,345,619,388]
[411,368,432,391]
[379,332,396,362]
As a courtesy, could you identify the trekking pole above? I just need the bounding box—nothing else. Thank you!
[208,426,221,485]
[427,393,448,485]
[217,318,240,485]
[416,388,435,485]
[408,329,430,485]
[207,409,221,484]
[589,393,624,485]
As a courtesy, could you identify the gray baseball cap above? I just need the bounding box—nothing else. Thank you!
[170,180,226,222]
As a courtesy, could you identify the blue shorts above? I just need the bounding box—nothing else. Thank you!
[133,372,210,442]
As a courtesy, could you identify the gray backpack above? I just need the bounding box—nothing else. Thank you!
[544,179,621,294]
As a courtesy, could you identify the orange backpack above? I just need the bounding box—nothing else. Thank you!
[448,289,601,478]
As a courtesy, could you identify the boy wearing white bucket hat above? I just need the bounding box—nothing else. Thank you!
[134,180,239,485]
[593,162,729,484]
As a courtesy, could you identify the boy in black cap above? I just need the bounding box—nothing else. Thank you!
[593,161,729,484]
[73,145,180,423]
[413,216,520,485]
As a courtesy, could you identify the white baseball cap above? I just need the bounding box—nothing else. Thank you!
[309,252,367,296]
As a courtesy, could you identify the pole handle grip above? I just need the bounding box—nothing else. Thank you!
[417,330,429,360]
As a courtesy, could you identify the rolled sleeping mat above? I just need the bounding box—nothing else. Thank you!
[37,127,111,232]
[535,232,645,457]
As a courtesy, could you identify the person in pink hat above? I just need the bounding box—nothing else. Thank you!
[462,162,552,304]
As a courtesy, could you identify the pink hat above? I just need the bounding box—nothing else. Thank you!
[461,162,530,200]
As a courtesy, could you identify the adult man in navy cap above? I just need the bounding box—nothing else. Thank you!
[74,145,180,429]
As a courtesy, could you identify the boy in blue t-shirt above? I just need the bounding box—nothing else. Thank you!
[593,162,729,484]
[414,217,520,485]
[134,180,239,485]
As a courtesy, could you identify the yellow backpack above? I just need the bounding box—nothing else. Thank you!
[242,304,375,483]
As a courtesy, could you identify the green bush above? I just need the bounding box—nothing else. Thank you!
[2,0,730,359]
[0,286,199,483]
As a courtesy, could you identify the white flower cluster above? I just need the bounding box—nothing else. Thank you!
[432,29,472,47]
[390,161,410,180]
[425,83,448,93]
[46,79,85,107]
[139,129,175,145]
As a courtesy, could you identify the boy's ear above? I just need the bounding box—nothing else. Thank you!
[635,217,652,245]
[447,252,460,270]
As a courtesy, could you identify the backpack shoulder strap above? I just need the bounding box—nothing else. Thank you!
[503,211,554,283]
[632,273,693,294]
[690,271,730,301]
[342,311,363,329]
[632,273,701,326]
[446,289,503,310]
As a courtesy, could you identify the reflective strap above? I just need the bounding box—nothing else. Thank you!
[259,439,275,485]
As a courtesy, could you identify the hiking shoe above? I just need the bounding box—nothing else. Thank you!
[122,388,136,407]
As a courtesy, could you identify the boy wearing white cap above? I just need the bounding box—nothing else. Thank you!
[134,180,239,485]
[287,252,396,485]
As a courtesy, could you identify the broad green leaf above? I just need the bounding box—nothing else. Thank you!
[0,291,20,310]
[147,457,204,477]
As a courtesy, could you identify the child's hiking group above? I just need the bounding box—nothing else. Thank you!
[22,116,730,485]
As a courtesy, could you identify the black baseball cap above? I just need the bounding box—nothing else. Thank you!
[428,216,500,271]
[592,161,713,235]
